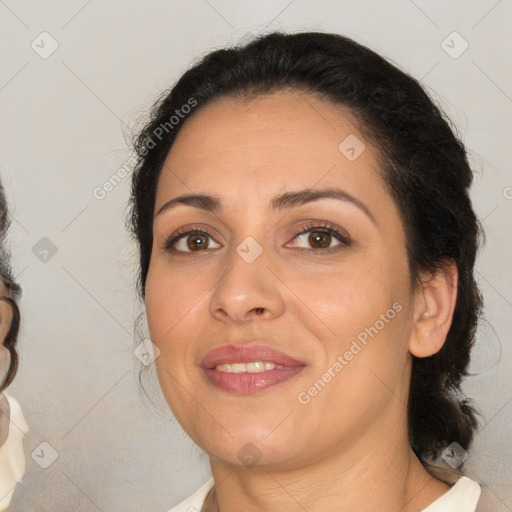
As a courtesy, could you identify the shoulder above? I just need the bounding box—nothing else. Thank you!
[3,393,29,433]
[421,476,481,512]
[168,478,214,512]
[0,393,29,510]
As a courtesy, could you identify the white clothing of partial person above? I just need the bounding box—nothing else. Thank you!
[168,475,481,512]
[0,392,29,511]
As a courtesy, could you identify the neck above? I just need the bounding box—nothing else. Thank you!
[207,427,450,512]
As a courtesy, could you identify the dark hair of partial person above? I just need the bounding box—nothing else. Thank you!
[0,181,21,391]
[128,31,483,473]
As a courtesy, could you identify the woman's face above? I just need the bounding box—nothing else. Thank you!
[145,91,417,469]
[1,288,14,447]
[0,289,14,385]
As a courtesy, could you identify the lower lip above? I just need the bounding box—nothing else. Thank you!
[203,366,304,394]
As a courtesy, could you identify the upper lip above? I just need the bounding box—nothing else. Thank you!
[201,344,305,369]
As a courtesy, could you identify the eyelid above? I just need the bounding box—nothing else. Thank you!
[162,220,352,255]
[162,224,221,253]
[287,220,352,246]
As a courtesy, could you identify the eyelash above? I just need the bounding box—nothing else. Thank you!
[163,221,351,257]
[290,221,351,253]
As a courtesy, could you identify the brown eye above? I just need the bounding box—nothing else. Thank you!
[308,231,332,249]
[168,230,221,253]
[290,226,345,251]
[186,234,209,251]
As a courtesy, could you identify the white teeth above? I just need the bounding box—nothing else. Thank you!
[214,361,284,373]
[247,361,265,373]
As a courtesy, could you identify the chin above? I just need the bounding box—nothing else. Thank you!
[191,419,299,467]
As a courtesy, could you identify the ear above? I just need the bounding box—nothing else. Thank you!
[408,260,458,358]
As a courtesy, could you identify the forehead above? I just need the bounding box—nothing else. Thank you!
[169,90,366,164]
[157,90,390,212]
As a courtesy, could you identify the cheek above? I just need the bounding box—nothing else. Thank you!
[144,260,211,421]
[287,256,412,383]
[289,262,400,333]
[144,253,225,398]
[292,267,411,425]
[0,346,10,377]
[145,253,210,330]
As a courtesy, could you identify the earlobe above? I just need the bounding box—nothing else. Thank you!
[409,261,458,358]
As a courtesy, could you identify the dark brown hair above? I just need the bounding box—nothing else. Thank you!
[129,31,482,467]
[0,180,21,391]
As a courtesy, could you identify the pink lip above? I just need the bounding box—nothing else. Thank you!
[201,344,305,394]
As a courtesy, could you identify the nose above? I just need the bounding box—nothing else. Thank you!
[208,248,286,325]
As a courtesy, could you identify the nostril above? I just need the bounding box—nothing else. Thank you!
[253,308,265,315]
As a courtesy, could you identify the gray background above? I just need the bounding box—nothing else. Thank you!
[1,0,511,510]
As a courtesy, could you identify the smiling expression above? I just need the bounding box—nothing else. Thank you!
[144,90,417,469]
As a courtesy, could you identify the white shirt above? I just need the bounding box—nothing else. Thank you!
[0,393,29,511]
[168,476,481,512]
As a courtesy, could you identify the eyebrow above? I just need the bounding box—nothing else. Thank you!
[156,194,221,215]
[156,187,375,223]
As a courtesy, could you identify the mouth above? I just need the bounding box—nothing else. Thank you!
[201,344,306,394]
